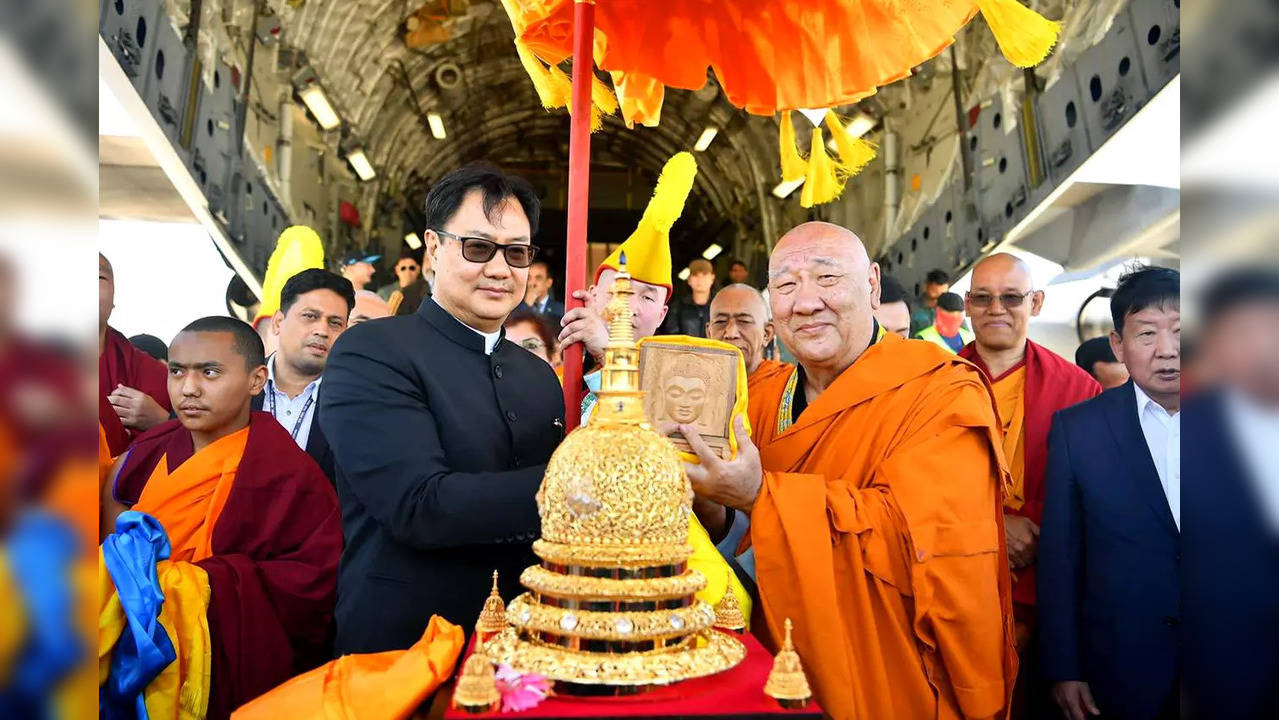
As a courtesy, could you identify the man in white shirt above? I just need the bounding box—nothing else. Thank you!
[254,268,355,482]
[1039,265,1181,720]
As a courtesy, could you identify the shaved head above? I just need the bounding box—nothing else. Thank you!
[768,222,880,383]
[99,253,115,332]
[972,253,1033,288]
[966,252,1043,354]
[708,284,774,375]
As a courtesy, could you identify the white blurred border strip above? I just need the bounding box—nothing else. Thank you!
[98,37,264,299]
[1183,72,1279,189]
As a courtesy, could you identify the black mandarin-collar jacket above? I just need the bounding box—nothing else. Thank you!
[319,298,564,654]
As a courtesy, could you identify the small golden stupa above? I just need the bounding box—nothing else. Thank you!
[483,255,745,687]
[713,570,746,633]
[453,652,501,713]
[763,619,812,709]
[475,570,507,641]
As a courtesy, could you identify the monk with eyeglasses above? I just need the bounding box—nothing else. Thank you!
[956,253,1100,718]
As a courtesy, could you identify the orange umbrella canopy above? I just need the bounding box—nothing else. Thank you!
[502,0,1060,207]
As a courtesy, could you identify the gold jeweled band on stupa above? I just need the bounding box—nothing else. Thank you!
[482,254,746,687]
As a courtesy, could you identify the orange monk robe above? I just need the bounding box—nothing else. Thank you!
[747,358,792,394]
[746,333,1016,720]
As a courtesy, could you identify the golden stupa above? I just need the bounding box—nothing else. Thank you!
[764,619,812,709]
[483,255,746,687]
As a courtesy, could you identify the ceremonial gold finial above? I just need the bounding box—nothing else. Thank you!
[453,652,501,713]
[476,570,507,640]
[713,571,746,633]
[592,251,647,425]
[764,618,812,709]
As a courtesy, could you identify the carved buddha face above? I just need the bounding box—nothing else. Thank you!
[663,375,708,424]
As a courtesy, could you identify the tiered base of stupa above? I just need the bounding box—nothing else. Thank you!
[482,540,746,688]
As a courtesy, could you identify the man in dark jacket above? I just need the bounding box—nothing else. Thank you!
[320,163,564,654]
[660,258,714,337]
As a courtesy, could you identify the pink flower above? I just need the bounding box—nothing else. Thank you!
[495,664,551,712]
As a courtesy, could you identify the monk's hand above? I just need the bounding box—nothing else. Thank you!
[108,384,170,430]
[670,416,762,514]
[1004,514,1039,570]
[558,291,608,365]
[1052,681,1100,720]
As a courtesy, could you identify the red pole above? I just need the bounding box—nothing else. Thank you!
[561,0,595,432]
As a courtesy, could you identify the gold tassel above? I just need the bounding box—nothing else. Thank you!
[592,74,618,116]
[976,0,1062,68]
[800,128,842,208]
[778,111,807,182]
[514,38,571,109]
[824,110,878,179]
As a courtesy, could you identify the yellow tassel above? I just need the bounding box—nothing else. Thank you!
[824,110,878,179]
[639,152,699,235]
[778,111,806,182]
[800,128,843,208]
[976,0,1061,68]
[515,38,570,109]
[592,74,618,116]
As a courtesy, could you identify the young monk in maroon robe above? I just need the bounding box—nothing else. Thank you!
[101,316,342,718]
[99,253,171,455]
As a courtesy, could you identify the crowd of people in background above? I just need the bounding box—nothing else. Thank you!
[96,161,1279,720]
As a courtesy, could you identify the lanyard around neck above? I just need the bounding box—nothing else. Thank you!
[268,380,315,441]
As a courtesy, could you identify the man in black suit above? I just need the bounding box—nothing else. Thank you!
[254,268,355,484]
[522,259,564,326]
[320,163,564,654]
[1182,268,1279,720]
[1040,265,1181,720]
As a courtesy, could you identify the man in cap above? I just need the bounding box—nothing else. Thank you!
[338,252,380,291]
[915,291,973,353]
[1075,336,1130,390]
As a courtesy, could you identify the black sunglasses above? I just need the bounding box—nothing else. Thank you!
[434,230,538,268]
[966,290,1034,309]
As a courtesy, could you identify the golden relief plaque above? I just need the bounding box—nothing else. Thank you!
[639,341,739,461]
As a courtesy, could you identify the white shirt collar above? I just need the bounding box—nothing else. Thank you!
[431,298,501,354]
[267,353,323,394]
[1133,382,1178,420]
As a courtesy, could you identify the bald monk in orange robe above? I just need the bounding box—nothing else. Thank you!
[675,222,1015,720]
[707,282,792,390]
[956,254,1099,716]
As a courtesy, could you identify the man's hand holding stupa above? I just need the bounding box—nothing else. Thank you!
[669,416,763,514]
[558,289,609,365]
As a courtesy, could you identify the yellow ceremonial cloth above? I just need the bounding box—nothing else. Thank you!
[991,366,1027,512]
[99,549,212,720]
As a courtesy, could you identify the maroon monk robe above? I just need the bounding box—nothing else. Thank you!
[99,325,172,455]
[959,339,1100,606]
[113,411,342,718]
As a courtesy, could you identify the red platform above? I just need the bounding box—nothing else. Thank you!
[441,632,820,719]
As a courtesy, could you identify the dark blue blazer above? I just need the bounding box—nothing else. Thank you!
[1039,381,1179,720]
[1181,389,1279,719]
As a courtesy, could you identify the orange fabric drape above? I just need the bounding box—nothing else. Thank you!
[747,359,792,394]
[991,366,1028,511]
[132,427,250,563]
[230,616,464,720]
[746,335,1016,720]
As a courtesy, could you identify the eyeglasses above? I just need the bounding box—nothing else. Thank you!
[434,230,538,268]
[966,290,1034,309]
[517,338,547,352]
